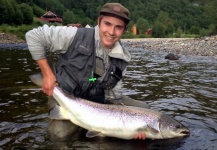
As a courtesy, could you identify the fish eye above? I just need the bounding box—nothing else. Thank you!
[170,124,181,129]
[170,124,174,128]
[175,125,181,128]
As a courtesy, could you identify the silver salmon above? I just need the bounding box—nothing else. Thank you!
[29,73,190,140]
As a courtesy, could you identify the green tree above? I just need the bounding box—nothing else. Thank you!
[190,25,200,34]
[204,0,217,33]
[156,11,169,24]
[152,21,166,38]
[166,22,175,35]
[34,0,64,15]
[0,0,214,36]
[19,3,34,24]
[5,0,15,24]
[155,10,174,36]
[62,10,77,25]
[80,17,93,27]
[176,26,183,37]
[85,2,98,21]
[136,18,149,34]
[11,0,23,25]
[0,0,8,24]
[13,5,24,25]
[32,4,45,17]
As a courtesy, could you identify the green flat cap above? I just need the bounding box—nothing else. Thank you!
[100,3,130,23]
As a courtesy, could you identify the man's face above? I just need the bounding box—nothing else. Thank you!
[98,15,125,49]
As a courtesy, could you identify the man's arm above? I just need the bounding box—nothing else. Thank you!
[36,59,56,96]
[25,24,78,60]
[25,25,78,95]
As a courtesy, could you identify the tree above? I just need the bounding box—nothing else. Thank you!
[176,26,183,37]
[0,0,214,36]
[11,0,23,25]
[32,4,45,17]
[5,0,15,24]
[0,0,8,24]
[85,2,98,21]
[204,0,217,34]
[190,25,200,34]
[19,3,34,24]
[156,11,169,24]
[80,17,93,27]
[152,21,166,38]
[62,10,77,25]
[136,18,149,34]
[154,10,174,36]
[166,22,175,35]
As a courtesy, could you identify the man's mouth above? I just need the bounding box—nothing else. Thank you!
[105,34,115,40]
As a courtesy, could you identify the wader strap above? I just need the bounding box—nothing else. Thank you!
[47,52,57,75]
[94,57,105,76]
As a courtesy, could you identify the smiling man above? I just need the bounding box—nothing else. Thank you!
[26,3,149,140]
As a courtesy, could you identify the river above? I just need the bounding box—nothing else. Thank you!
[0,44,217,150]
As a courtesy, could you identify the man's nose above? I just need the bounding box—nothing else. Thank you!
[108,26,115,35]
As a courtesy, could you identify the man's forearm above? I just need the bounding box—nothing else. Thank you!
[36,59,54,77]
[36,58,56,96]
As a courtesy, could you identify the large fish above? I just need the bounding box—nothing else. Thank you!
[29,73,190,140]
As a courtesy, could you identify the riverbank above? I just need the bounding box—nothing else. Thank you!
[1,32,216,58]
[121,36,217,57]
[0,33,25,44]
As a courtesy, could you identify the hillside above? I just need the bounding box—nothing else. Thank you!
[0,0,216,37]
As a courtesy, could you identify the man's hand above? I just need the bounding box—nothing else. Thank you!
[134,133,146,140]
[42,74,56,96]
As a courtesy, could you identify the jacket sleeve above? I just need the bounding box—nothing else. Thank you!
[25,24,78,60]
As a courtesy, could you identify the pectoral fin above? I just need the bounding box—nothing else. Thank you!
[86,131,104,138]
[137,125,159,134]
[146,125,159,134]
[49,104,71,120]
[29,73,43,87]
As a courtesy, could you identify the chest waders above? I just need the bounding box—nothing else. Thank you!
[56,28,128,103]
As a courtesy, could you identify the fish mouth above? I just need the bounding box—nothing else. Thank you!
[180,130,190,136]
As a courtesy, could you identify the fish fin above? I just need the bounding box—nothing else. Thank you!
[125,106,148,111]
[29,73,43,87]
[86,131,104,138]
[137,125,159,134]
[146,125,159,134]
[49,104,71,120]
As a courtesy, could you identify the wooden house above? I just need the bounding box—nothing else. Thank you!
[37,11,63,23]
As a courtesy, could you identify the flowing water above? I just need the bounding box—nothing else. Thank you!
[0,45,217,150]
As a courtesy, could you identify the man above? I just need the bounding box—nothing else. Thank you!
[26,3,149,140]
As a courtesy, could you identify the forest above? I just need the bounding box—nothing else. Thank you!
[0,0,216,38]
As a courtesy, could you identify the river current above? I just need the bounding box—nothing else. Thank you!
[0,44,217,149]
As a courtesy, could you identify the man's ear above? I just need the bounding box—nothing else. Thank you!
[97,17,100,26]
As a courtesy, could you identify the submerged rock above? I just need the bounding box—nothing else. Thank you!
[165,53,180,60]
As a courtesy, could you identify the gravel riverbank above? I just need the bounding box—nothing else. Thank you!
[0,33,25,44]
[121,36,217,58]
[1,32,217,58]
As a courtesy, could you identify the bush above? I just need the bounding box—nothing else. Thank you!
[138,34,148,38]
[122,32,136,39]
[0,24,38,40]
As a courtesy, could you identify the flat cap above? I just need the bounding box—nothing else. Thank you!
[100,3,130,23]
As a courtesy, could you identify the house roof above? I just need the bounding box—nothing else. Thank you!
[42,11,62,18]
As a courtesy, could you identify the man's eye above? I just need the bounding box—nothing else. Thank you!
[105,22,111,26]
[116,26,123,30]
